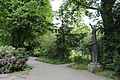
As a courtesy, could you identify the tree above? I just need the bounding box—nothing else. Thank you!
[0,0,53,49]
[60,0,120,77]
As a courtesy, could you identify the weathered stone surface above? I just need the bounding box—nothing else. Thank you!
[87,62,103,73]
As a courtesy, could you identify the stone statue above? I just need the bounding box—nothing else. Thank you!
[87,24,102,73]
[90,24,99,64]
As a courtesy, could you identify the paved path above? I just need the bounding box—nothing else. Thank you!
[26,59,111,80]
[0,72,27,80]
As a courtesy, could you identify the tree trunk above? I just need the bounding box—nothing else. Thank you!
[100,0,116,36]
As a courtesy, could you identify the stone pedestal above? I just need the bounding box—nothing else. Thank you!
[87,62,102,73]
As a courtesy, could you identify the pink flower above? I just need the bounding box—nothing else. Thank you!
[0,58,4,61]
[8,58,10,61]
[7,61,10,64]
[7,58,11,64]
[26,61,29,64]
[19,63,23,68]
[12,56,16,61]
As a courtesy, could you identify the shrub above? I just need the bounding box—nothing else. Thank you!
[45,43,71,62]
[69,50,91,64]
[33,48,45,57]
[0,46,28,74]
[33,31,56,57]
[113,52,120,78]
[36,56,67,64]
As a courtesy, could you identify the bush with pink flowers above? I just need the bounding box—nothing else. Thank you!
[0,46,28,74]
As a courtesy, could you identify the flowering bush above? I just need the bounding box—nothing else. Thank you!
[0,46,28,74]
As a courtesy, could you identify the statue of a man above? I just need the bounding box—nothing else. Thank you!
[87,24,102,73]
[89,24,99,64]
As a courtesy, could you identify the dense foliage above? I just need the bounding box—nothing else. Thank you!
[36,26,92,64]
[0,46,28,74]
[37,2,92,63]
[0,0,53,50]
[60,0,120,77]
[34,31,56,57]
[0,0,119,78]
[69,26,92,64]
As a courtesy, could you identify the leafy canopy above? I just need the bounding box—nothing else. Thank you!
[0,0,53,47]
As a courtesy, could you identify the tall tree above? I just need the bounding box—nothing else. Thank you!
[0,0,53,48]
[61,0,120,76]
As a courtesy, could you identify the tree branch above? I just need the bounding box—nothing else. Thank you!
[89,23,94,29]
[76,1,99,10]
[81,4,98,10]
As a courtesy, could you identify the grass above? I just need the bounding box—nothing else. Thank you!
[19,65,32,75]
[36,56,69,64]
[14,70,30,76]
[68,63,117,80]
[12,65,32,77]
[68,63,88,70]
[95,70,117,80]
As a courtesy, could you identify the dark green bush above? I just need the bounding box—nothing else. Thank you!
[0,46,28,74]
[45,43,71,62]
[99,38,120,78]
[113,52,120,77]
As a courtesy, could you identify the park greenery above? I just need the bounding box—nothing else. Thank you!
[0,46,28,73]
[0,0,53,73]
[0,0,120,79]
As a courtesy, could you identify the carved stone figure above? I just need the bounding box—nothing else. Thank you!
[90,24,99,64]
[87,24,102,73]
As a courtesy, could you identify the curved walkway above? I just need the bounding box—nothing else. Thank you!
[26,59,111,80]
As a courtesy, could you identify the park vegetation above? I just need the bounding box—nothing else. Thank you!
[0,0,53,73]
[0,0,120,79]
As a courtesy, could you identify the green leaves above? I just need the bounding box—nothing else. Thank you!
[0,0,53,48]
[0,46,28,74]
